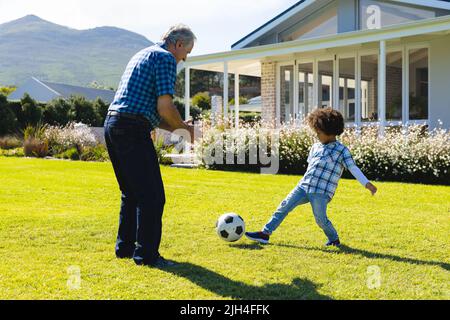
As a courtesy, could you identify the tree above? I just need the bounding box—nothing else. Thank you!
[192,92,211,111]
[19,93,42,127]
[68,95,100,126]
[175,69,261,100]
[174,99,202,121]
[0,94,18,135]
[43,97,71,126]
[88,81,116,91]
[229,96,249,106]
[93,98,109,126]
[0,86,16,96]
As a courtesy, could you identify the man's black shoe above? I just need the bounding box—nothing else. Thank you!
[148,256,178,268]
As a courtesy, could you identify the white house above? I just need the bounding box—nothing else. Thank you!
[184,0,450,130]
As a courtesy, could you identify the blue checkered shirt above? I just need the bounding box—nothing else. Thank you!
[298,141,357,200]
[109,43,177,129]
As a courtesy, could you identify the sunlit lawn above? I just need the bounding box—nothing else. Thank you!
[0,157,448,299]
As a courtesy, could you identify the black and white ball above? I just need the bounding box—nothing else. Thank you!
[215,213,245,242]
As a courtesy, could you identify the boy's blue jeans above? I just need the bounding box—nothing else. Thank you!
[263,185,339,242]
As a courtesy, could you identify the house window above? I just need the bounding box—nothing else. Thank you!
[280,65,294,123]
[318,60,334,108]
[338,57,356,122]
[360,0,436,30]
[279,1,338,42]
[386,51,402,121]
[360,54,378,122]
[298,62,314,120]
[409,48,428,120]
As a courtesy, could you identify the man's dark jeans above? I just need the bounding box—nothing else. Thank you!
[104,115,165,265]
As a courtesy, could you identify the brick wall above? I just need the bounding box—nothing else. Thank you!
[261,62,277,127]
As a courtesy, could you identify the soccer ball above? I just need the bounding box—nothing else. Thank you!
[215,213,245,242]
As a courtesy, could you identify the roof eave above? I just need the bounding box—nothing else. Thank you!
[231,0,310,49]
[187,15,450,67]
[231,0,450,50]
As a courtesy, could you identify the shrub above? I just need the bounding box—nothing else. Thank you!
[80,144,109,162]
[174,99,202,121]
[56,147,80,161]
[23,138,49,158]
[23,123,47,141]
[22,123,49,158]
[229,96,248,106]
[43,122,97,156]
[153,134,173,165]
[0,86,16,96]
[192,92,211,111]
[93,98,109,126]
[0,94,18,135]
[0,147,24,157]
[19,94,43,127]
[195,121,450,184]
[0,136,22,150]
[6,101,22,120]
[68,95,100,126]
[239,112,261,123]
[340,124,450,184]
[43,98,71,126]
[194,120,278,173]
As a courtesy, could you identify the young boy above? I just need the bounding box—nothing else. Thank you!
[245,107,377,247]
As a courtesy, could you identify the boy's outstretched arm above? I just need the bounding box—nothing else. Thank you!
[342,147,377,196]
[347,165,377,195]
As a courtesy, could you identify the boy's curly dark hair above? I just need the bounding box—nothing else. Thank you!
[306,107,344,136]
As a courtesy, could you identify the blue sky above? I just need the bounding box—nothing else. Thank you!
[0,0,300,55]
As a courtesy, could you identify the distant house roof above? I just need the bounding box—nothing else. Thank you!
[231,0,450,49]
[229,96,262,112]
[8,77,116,103]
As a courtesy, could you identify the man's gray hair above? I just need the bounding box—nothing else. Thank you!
[161,24,197,47]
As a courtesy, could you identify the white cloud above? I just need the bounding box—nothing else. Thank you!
[0,0,299,55]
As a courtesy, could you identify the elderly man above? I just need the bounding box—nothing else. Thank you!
[104,25,196,268]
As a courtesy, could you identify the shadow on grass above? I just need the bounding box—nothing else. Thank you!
[274,243,450,271]
[163,262,331,300]
[228,243,264,250]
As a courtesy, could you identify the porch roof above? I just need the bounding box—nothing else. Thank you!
[185,15,450,76]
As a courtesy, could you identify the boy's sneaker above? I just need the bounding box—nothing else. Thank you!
[245,231,270,244]
[325,239,341,247]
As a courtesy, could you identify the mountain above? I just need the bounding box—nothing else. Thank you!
[0,15,154,88]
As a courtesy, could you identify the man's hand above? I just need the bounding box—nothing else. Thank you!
[157,95,198,144]
[365,182,377,196]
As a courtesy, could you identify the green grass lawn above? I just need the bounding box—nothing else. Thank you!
[0,157,449,300]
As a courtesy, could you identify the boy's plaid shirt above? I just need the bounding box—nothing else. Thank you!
[298,141,357,200]
[109,43,177,130]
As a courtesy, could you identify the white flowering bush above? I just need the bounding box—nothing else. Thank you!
[195,120,450,185]
[43,122,97,156]
[340,124,450,184]
[194,119,281,172]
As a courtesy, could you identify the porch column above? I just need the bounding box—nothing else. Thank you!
[223,61,229,120]
[355,54,362,134]
[185,66,190,121]
[234,72,240,128]
[378,40,386,135]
